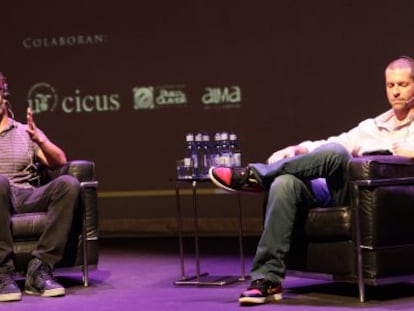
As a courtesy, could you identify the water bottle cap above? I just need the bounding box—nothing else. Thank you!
[221,132,229,140]
[186,133,194,141]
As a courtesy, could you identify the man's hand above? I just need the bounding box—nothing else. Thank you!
[26,107,46,144]
[267,145,308,164]
[391,141,414,157]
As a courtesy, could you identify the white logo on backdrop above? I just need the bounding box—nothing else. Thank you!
[156,89,186,105]
[27,83,59,113]
[201,86,241,109]
[132,85,187,110]
[27,82,120,114]
[133,87,155,110]
[22,34,108,49]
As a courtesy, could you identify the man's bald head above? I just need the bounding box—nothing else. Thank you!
[386,56,414,80]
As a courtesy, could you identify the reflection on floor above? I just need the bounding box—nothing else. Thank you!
[6,237,414,311]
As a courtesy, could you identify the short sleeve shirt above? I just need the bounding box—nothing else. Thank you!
[0,120,39,188]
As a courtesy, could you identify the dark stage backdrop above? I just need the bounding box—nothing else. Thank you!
[1,1,413,236]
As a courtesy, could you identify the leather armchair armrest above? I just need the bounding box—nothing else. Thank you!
[349,155,414,181]
[350,156,414,247]
[40,160,99,240]
[46,160,95,182]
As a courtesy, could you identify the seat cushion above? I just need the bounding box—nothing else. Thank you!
[305,207,352,240]
[11,212,47,239]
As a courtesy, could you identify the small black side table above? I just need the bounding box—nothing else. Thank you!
[173,176,246,286]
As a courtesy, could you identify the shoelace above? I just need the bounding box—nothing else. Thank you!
[247,279,266,290]
[0,274,14,287]
[238,168,259,186]
[36,265,55,282]
[248,279,278,291]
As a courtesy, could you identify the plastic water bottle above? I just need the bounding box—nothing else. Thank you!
[229,133,241,167]
[184,133,197,175]
[211,132,222,167]
[220,132,232,167]
[195,133,204,177]
[201,133,211,176]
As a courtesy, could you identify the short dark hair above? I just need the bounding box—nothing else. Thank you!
[0,72,14,118]
[0,72,9,98]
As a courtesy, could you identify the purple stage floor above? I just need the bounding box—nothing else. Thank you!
[5,237,414,310]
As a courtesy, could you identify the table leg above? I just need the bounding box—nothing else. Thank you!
[174,179,245,286]
[175,180,186,280]
[237,193,246,281]
[174,180,208,285]
[192,180,202,280]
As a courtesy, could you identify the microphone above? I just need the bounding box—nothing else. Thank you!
[406,96,414,106]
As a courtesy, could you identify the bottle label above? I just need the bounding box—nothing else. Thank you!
[184,157,193,167]
[192,154,199,169]
[232,153,241,167]
[220,152,232,167]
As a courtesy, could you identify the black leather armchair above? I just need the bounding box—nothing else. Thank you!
[10,160,99,286]
[285,155,414,302]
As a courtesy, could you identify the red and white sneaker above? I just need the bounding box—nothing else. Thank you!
[208,166,264,193]
[239,279,283,305]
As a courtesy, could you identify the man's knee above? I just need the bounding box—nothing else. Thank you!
[319,142,350,156]
[314,142,352,163]
[268,175,304,198]
[53,175,81,198]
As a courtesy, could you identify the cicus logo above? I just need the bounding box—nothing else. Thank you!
[27,83,59,114]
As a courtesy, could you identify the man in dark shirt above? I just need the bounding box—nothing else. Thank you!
[0,73,81,301]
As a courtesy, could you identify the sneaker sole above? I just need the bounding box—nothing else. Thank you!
[239,292,283,305]
[25,287,65,297]
[208,167,262,194]
[0,292,22,302]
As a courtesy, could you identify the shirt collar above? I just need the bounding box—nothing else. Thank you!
[0,119,17,134]
[375,109,414,131]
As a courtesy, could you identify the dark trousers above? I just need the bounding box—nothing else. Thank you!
[247,142,352,283]
[0,174,80,274]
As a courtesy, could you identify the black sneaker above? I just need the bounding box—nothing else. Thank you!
[25,258,65,297]
[208,166,264,193]
[239,279,283,305]
[0,273,21,302]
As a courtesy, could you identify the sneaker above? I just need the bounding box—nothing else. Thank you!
[209,166,263,193]
[0,273,21,302]
[25,258,65,297]
[239,279,283,305]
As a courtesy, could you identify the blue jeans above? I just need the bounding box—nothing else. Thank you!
[247,142,352,283]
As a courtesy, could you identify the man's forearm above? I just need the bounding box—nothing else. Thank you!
[37,139,67,168]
